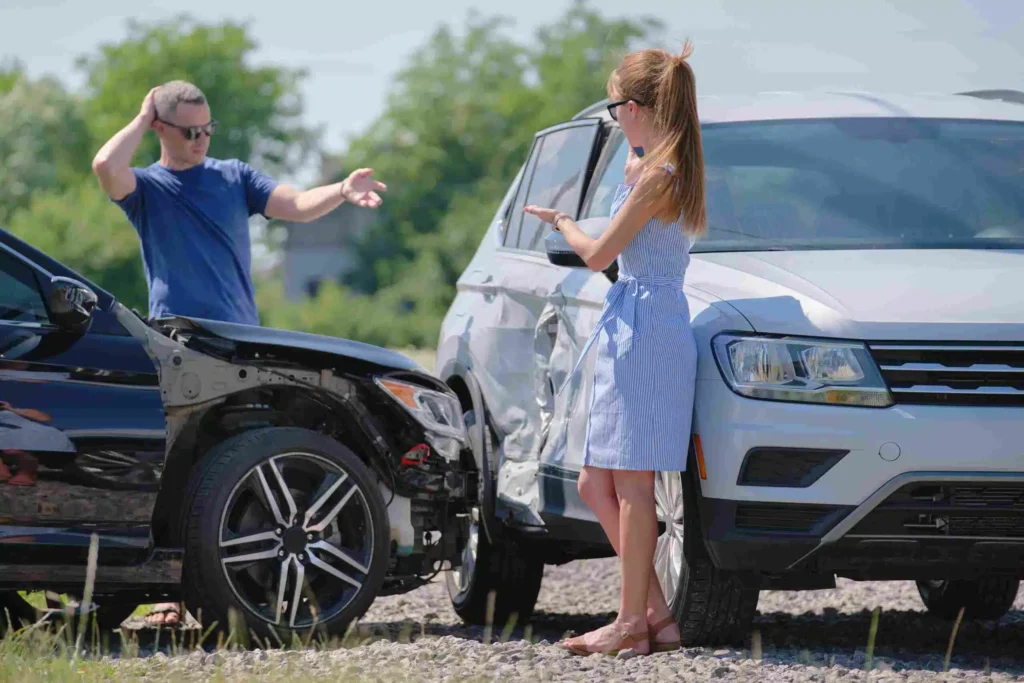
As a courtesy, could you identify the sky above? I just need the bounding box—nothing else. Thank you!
[2,0,1022,185]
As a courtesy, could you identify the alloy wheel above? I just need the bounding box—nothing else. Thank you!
[218,452,374,629]
[447,507,480,598]
[654,471,685,607]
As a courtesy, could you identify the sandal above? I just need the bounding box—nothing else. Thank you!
[8,470,37,487]
[559,624,650,657]
[143,602,182,626]
[649,616,681,653]
[4,452,37,486]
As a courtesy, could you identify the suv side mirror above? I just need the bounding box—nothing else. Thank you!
[46,276,98,333]
[543,230,586,268]
[544,216,618,281]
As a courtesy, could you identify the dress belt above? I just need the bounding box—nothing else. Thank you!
[558,274,685,396]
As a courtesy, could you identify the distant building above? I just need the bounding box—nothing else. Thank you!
[280,202,375,301]
[279,157,376,301]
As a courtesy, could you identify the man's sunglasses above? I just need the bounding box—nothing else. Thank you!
[157,117,218,141]
[606,98,648,121]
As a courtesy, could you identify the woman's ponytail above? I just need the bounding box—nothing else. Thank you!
[649,41,706,235]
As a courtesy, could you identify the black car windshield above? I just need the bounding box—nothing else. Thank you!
[609,118,1024,252]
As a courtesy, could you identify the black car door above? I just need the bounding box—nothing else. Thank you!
[0,242,166,565]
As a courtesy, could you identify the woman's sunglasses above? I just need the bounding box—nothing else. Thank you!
[606,98,648,121]
[157,117,218,141]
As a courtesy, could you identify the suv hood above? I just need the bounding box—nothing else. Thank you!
[165,316,426,373]
[689,249,1024,342]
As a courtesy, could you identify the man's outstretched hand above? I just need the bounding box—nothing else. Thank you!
[341,168,387,209]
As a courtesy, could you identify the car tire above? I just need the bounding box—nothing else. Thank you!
[916,578,1020,621]
[656,467,760,646]
[445,408,543,627]
[180,427,390,641]
[444,508,544,628]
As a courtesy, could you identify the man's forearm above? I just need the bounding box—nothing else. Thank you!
[290,183,347,222]
[92,115,149,172]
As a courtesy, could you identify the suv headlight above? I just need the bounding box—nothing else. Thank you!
[375,378,467,460]
[711,334,893,408]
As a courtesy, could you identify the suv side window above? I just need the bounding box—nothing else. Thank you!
[504,139,542,248]
[0,249,50,325]
[584,133,631,219]
[510,124,600,252]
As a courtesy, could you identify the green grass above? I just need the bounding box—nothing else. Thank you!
[392,347,438,373]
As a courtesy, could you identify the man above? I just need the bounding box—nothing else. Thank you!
[91,80,385,626]
[91,80,385,326]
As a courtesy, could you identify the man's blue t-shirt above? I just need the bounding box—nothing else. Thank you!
[113,158,278,326]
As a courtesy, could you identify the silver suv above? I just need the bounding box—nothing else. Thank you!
[436,91,1024,644]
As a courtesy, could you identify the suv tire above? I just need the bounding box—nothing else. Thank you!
[916,578,1020,620]
[658,468,760,646]
[180,427,390,640]
[445,408,543,627]
[445,510,544,627]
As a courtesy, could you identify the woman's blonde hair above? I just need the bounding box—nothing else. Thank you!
[607,42,706,236]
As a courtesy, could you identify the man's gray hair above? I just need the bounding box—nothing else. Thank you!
[154,80,207,120]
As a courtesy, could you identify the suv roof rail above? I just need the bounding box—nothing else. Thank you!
[958,89,1024,105]
[572,99,611,120]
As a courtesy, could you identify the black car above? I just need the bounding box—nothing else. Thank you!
[0,227,472,638]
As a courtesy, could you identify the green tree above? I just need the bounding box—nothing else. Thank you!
[5,18,312,317]
[78,16,316,176]
[0,75,93,224]
[0,58,24,95]
[6,181,148,311]
[275,1,659,346]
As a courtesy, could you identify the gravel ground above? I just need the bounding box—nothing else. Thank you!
[112,557,1024,681]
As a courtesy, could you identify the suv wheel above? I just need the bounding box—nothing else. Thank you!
[916,578,1020,620]
[655,470,759,646]
[445,409,543,627]
[180,427,389,640]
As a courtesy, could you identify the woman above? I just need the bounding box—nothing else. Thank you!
[524,43,706,656]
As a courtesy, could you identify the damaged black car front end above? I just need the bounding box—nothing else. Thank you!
[156,316,476,597]
[0,225,472,638]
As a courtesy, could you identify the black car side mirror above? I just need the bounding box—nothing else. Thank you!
[46,276,98,333]
[544,216,618,282]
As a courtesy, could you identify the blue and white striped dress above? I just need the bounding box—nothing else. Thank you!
[572,167,698,471]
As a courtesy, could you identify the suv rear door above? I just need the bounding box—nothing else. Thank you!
[0,238,166,565]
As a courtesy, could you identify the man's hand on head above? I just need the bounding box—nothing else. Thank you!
[139,87,160,127]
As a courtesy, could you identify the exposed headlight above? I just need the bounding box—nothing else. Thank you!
[712,334,893,407]
[375,378,467,460]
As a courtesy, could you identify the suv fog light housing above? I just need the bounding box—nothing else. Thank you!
[712,334,893,407]
[375,378,468,460]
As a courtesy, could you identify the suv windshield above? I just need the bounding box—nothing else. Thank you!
[602,118,1024,252]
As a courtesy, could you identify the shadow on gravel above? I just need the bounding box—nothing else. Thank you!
[117,607,1024,675]
[352,607,1024,676]
[751,608,1024,674]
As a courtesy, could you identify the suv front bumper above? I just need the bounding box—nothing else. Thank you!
[693,379,1024,579]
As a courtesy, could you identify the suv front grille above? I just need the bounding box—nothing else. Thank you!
[735,503,841,533]
[869,343,1024,407]
[850,482,1024,539]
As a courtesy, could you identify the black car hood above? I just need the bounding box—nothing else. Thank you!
[165,316,426,373]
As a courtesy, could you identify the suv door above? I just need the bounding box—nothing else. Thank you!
[483,120,602,523]
[0,242,166,565]
[536,127,630,525]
